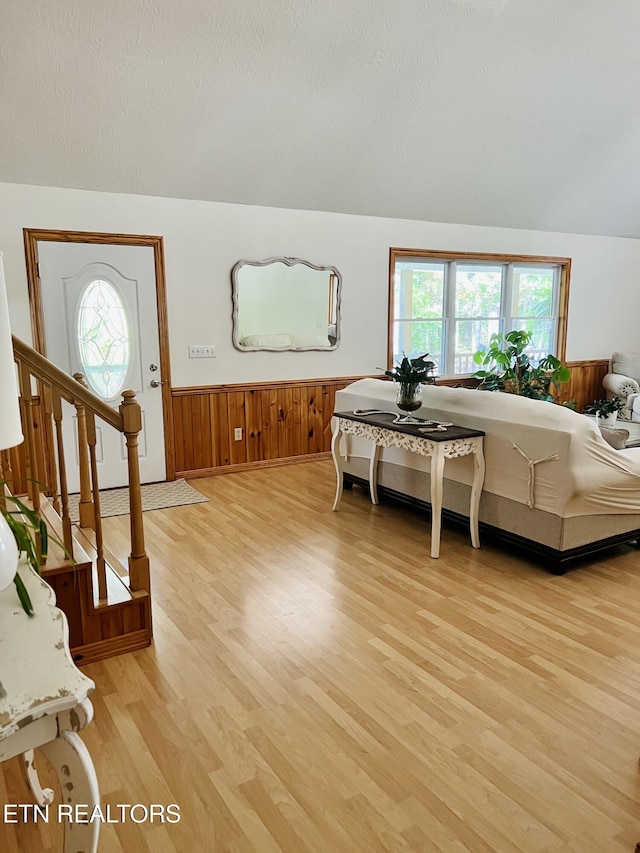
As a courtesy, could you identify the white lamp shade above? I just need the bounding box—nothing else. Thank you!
[0,251,23,451]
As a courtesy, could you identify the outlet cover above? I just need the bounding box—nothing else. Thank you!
[234,427,243,441]
[189,345,216,358]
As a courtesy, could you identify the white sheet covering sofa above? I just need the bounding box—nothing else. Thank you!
[333,379,640,571]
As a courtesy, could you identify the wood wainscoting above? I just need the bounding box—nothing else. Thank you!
[560,359,609,412]
[172,377,363,478]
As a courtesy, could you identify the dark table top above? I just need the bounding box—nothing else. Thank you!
[334,410,485,442]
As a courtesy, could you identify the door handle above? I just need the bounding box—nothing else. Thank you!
[150,379,167,388]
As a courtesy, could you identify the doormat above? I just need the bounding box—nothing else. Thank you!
[67,478,208,522]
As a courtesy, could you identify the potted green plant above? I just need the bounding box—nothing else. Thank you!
[1,486,49,616]
[472,330,570,401]
[583,396,625,426]
[382,353,437,423]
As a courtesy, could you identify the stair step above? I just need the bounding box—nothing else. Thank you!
[31,494,133,607]
[72,525,134,608]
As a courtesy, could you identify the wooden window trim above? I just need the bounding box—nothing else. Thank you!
[388,247,571,375]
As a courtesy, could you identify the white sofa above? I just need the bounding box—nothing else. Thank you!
[333,379,640,572]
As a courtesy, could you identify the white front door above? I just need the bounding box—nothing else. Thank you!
[38,242,167,491]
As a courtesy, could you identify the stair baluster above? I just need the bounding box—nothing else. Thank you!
[85,408,107,602]
[73,374,95,531]
[51,388,74,559]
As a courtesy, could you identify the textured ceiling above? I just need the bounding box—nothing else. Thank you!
[1,0,640,238]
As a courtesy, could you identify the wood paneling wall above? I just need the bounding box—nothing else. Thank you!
[560,359,609,412]
[172,377,359,478]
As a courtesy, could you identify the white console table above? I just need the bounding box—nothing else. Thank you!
[331,411,486,558]
[0,563,99,853]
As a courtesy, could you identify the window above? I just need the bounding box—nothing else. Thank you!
[77,278,131,399]
[389,249,570,377]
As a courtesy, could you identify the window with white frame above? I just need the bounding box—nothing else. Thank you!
[389,250,570,377]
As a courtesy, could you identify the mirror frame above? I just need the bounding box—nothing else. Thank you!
[231,257,342,352]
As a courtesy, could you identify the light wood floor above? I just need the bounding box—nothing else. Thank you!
[3,459,640,852]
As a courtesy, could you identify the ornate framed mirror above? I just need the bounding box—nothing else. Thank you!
[231,257,342,351]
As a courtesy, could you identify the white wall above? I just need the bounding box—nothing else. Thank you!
[1,181,639,387]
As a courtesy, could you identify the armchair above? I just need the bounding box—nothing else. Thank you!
[602,352,640,420]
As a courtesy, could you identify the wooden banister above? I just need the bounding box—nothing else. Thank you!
[12,336,123,431]
[10,335,152,658]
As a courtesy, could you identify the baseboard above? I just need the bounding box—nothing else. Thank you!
[178,452,332,479]
[72,628,152,666]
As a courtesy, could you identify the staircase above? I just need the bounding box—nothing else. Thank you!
[1,336,152,664]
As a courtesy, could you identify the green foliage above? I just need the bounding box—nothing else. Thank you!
[583,397,625,416]
[472,330,570,401]
[1,486,50,617]
[384,353,437,386]
[395,264,556,375]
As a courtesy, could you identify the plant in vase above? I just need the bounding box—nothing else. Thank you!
[383,353,437,423]
[583,396,625,427]
[1,483,52,616]
[472,330,570,401]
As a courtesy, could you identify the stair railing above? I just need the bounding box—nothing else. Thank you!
[8,335,150,603]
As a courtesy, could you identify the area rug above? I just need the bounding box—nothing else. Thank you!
[67,478,208,522]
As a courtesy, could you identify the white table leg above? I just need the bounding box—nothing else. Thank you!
[331,424,344,511]
[429,445,445,558]
[469,439,486,549]
[39,731,100,853]
[369,443,381,505]
[21,749,54,806]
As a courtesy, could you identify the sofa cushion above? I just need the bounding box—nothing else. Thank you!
[612,352,640,380]
[599,427,630,449]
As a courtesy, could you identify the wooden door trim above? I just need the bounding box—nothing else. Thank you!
[23,228,176,480]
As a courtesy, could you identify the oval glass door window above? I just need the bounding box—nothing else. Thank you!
[77,278,131,399]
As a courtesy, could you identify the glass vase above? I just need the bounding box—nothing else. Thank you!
[395,382,422,424]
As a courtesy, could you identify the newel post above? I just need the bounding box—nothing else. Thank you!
[120,390,150,593]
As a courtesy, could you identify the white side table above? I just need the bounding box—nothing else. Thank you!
[332,411,486,558]
[0,563,99,853]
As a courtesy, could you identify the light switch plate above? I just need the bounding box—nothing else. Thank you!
[189,345,216,358]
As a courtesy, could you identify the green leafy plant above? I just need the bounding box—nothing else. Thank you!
[472,330,570,401]
[383,353,437,385]
[583,397,625,417]
[1,487,49,616]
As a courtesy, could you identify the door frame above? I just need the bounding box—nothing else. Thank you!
[23,228,176,480]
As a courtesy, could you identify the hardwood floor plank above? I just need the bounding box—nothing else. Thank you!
[4,459,640,851]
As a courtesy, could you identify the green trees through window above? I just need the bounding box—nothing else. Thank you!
[389,250,569,377]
